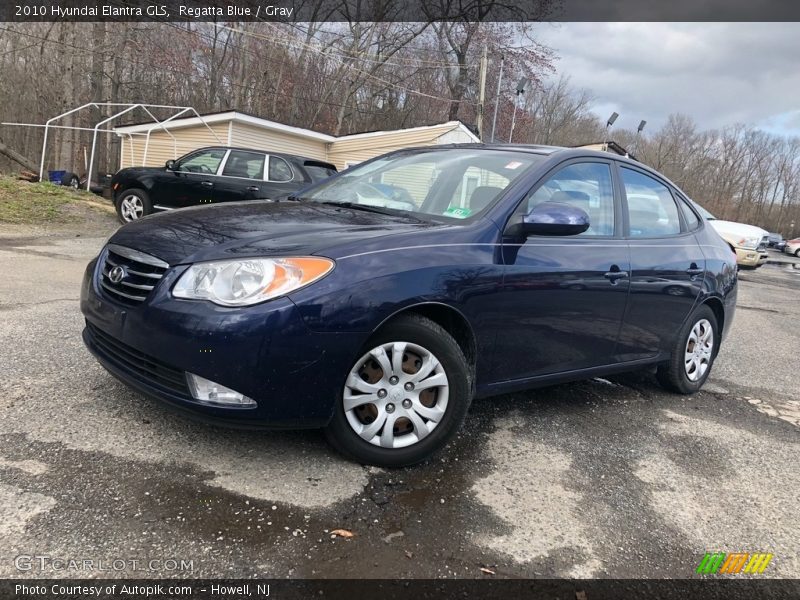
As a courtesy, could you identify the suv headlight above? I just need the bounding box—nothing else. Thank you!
[737,236,760,250]
[173,257,334,306]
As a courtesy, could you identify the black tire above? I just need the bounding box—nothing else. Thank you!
[68,175,80,189]
[324,314,472,467]
[657,304,719,394]
[795,249,800,258]
[115,188,151,224]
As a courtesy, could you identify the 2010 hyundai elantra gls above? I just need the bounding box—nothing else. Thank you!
[81,145,737,466]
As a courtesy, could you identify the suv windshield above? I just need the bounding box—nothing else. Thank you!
[301,149,544,221]
[691,201,716,220]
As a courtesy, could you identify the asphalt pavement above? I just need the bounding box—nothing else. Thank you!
[0,224,798,579]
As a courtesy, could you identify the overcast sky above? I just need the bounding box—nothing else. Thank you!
[533,23,800,138]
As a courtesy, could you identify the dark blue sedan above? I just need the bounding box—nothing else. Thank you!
[80,145,737,466]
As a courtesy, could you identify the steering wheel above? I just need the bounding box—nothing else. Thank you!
[353,182,391,201]
[197,164,214,174]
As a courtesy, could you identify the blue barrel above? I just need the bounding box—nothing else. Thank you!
[48,170,67,184]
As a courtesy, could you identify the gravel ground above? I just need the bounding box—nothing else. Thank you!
[0,226,798,580]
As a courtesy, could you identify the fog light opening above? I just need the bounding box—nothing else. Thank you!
[185,373,257,407]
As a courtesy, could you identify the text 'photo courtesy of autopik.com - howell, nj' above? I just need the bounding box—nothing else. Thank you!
[0,1,799,599]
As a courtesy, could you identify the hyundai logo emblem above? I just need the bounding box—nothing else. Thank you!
[109,265,125,284]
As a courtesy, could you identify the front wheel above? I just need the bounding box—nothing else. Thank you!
[324,314,472,467]
[657,304,718,394]
[795,249,800,258]
[115,188,151,224]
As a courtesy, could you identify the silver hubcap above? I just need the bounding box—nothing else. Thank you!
[120,195,144,221]
[684,318,713,381]
[344,341,449,449]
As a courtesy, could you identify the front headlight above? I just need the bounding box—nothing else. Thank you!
[173,257,334,306]
[737,236,760,250]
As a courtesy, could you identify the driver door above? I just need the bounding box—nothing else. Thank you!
[155,148,227,209]
[492,159,631,381]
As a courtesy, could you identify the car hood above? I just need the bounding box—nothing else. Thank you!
[108,201,441,265]
[113,166,164,178]
[709,219,769,239]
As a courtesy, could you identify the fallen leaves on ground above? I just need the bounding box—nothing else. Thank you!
[330,529,355,538]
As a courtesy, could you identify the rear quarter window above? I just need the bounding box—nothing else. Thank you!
[677,196,701,231]
[304,164,337,181]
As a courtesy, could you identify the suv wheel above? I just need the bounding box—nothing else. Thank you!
[115,188,151,224]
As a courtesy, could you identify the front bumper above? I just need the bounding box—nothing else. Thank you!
[734,247,768,268]
[80,256,365,428]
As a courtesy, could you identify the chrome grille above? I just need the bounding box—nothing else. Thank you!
[100,244,169,304]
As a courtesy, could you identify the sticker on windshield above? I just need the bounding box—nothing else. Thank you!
[504,161,523,170]
[444,206,472,219]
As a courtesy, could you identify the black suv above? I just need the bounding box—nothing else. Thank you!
[110,146,337,223]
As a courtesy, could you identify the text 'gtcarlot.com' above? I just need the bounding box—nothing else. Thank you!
[14,554,194,572]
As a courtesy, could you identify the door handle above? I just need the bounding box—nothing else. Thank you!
[201,181,214,187]
[246,186,260,192]
[686,267,704,275]
[604,268,629,282]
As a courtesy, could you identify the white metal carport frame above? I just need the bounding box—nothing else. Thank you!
[2,103,222,190]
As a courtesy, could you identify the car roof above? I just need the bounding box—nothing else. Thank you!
[408,143,691,197]
[402,142,644,163]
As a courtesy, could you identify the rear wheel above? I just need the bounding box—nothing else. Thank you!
[115,188,151,224]
[657,304,718,394]
[324,314,472,467]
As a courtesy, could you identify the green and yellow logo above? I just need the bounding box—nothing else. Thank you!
[696,552,773,575]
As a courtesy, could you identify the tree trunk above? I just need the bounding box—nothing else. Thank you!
[0,138,38,172]
[89,22,107,177]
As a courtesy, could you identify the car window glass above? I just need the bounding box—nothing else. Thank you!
[621,168,682,237]
[677,196,700,231]
[268,156,293,182]
[517,162,615,236]
[221,151,265,179]
[178,149,226,174]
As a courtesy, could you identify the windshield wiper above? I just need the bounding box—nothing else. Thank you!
[320,201,413,218]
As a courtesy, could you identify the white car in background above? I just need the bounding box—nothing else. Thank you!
[785,238,800,257]
[693,204,769,269]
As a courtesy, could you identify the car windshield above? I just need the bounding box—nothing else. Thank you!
[300,149,544,221]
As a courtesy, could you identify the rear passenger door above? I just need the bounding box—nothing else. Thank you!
[258,155,304,199]
[615,164,705,361]
[213,150,268,203]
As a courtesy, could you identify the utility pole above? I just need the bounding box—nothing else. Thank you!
[477,45,488,141]
[490,54,504,143]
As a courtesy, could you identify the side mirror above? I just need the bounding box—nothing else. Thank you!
[517,201,590,236]
[165,159,176,170]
